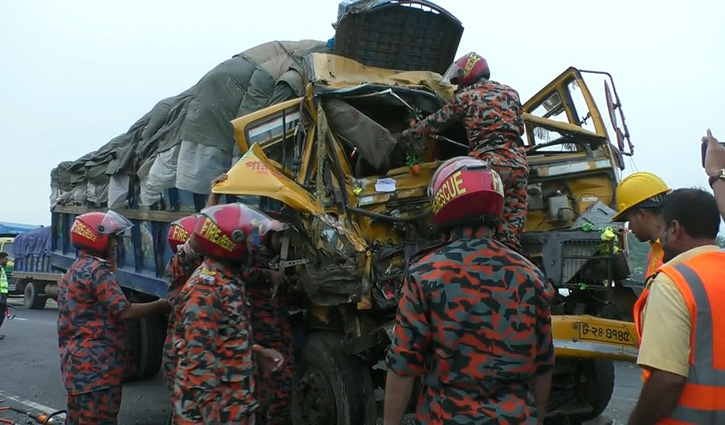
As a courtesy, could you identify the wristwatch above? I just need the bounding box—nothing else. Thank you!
[709,169,725,188]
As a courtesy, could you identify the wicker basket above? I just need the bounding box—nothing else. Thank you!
[333,0,464,74]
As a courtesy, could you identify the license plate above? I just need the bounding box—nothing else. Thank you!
[578,322,637,347]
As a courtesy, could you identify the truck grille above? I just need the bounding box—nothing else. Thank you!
[560,237,618,290]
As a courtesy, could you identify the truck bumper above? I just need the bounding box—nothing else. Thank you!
[379,315,639,363]
[552,315,639,362]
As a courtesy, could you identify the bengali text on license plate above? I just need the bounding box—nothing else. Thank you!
[578,322,637,347]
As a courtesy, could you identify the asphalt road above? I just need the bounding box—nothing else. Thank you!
[0,298,643,425]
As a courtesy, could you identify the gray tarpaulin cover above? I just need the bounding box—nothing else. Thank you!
[51,40,327,208]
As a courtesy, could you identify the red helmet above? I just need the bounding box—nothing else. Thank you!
[429,156,504,228]
[168,214,201,252]
[70,210,133,253]
[191,203,288,260]
[443,52,490,88]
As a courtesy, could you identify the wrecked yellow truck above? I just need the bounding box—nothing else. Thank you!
[216,50,641,423]
[43,1,643,422]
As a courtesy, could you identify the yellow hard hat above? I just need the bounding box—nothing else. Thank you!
[612,172,671,221]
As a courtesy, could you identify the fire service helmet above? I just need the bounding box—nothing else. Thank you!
[429,156,504,229]
[167,214,202,252]
[70,210,133,253]
[190,203,288,260]
[443,52,490,88]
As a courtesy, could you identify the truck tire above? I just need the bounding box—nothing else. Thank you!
[24,281,48,310]
[571,359,615,422]
[126,314,167,381]
[292,332,376,425]
[123,319,140,383]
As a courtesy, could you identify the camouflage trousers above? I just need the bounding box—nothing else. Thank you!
[65,385,122,425]
[162,316,178,393]
[172,386,256,425]
[472,151,529,252]
[0,294,6,330]
[250,291,294,425]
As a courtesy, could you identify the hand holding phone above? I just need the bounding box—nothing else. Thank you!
[701,129,725,173]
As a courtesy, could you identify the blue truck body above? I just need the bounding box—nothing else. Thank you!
[48,192,251,300]
[51,206,182,300]
[37,192,247,380]
[13,226,53,274]
[0,221,43,237]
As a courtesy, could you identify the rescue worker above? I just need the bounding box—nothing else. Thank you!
[399,52,529,251]
[612,171,671,278]
[629,188,725,425]
[0,252,9,340]
[171,203,285,424]
[702,128,725,220]
[383,157,555,425]
[161,214,203,393]
[206,173,294,425]
[246,228,294,425]
[57,210,171,424]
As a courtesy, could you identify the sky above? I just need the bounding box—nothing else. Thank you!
[1,0,724,226]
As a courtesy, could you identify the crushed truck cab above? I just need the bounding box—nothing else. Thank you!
[216,49,641,422]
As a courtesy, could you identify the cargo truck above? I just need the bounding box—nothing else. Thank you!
[0,221,44,298]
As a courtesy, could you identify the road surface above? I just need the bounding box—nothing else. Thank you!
[0,298,643,424]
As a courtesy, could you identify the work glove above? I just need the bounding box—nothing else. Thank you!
[398,129,425,154]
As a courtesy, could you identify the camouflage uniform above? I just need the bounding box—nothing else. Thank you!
[386,226,555,424]
[65,386,122,425]
[57,254,131,425]
[404,79,529,251]
[245,245,294,425]
[171,258,256,425]
[161,246,203,391]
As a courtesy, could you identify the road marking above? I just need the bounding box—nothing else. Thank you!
[0,391,62,414]
[11,317,28,321]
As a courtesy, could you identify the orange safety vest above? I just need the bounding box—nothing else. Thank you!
[633,285,653,382]
[633,241,666,381]
[633,251,725,424]
[646,240,664,278]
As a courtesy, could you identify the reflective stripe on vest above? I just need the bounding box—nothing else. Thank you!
[660,259,725,424]
[633,286,651,382]
[0,267,7,294]
[634,266,663,383]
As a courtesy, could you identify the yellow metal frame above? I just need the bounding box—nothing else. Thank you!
[524,67,607,138]
[230,97,304,155]
[522,67,621,178]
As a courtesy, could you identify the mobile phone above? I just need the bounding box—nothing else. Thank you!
[701,140,725,168]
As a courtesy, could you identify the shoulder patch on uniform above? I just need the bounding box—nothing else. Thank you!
[199,267,216,283]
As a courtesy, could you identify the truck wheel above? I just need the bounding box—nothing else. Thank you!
[571,359,615,422]
[123,320,140,383]
[24,281,47,310]
[292,332,376,425]
[126,314,166,381]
